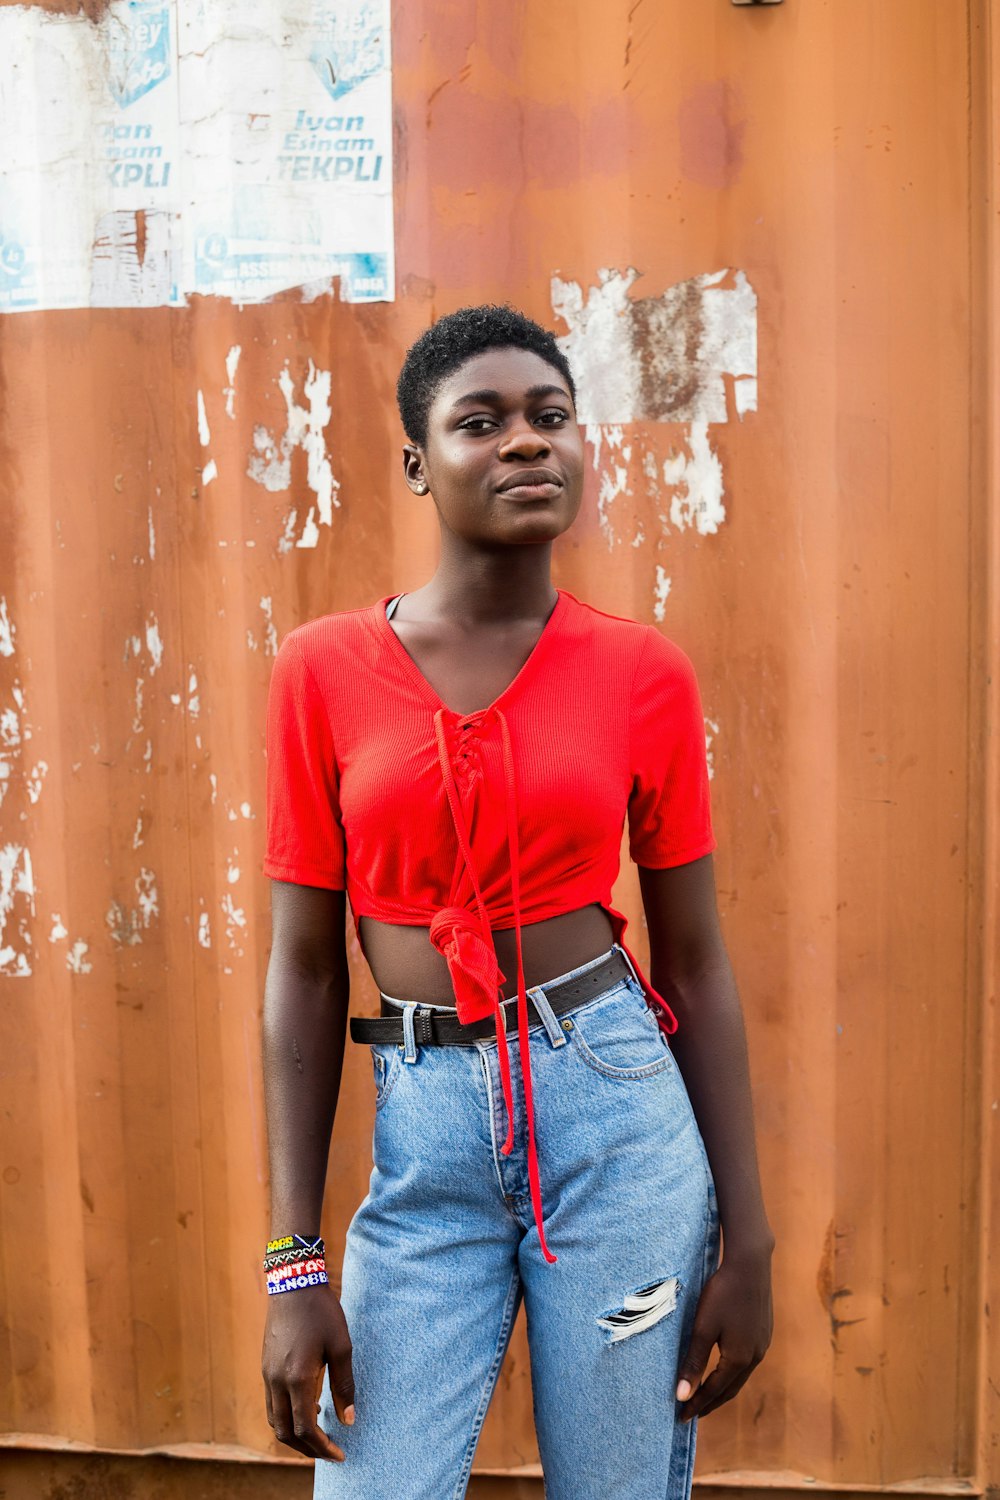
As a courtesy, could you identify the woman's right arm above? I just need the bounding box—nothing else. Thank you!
[261,878,355,1463]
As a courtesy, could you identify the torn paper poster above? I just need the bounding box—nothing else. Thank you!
[551,267,757,550]
[551,267,757,426]
[0,0,393,313]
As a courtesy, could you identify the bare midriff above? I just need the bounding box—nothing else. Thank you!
[358,901,615,1006]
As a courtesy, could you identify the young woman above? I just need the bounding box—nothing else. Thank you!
[260,305,774,1499]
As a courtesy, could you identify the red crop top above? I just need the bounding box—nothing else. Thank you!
[263,587,716,1264]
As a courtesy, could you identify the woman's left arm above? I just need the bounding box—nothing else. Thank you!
[638,852,774,1423]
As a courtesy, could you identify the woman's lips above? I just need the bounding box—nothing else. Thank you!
[497,481,563,500]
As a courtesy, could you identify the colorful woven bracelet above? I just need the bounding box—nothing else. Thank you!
[264,1234,324,1270]
[264,1247,324,1271]
[266,1255,327,1283]
[267,1270,329,1295]
[266,1256,329,1295]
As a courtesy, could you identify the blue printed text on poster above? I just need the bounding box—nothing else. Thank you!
[105,2,172,109]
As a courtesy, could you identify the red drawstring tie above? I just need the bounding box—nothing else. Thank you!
[431,708,557,1264]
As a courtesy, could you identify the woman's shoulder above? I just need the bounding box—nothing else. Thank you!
[561,588,679,659]
[561,590,701,702]
[275,596,387,665]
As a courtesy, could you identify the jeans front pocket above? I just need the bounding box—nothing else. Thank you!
[370,1042,403,1109]
[568,979,673,1081]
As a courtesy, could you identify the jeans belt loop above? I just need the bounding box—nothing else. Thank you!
[402,1002,419,1063]
[613,941,642,990]
[526,984,569,1049]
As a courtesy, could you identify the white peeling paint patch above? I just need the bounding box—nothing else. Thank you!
[0,843,35,977]
[261,596,278,655]
[666,422,726,535]
[145,615,163,673]
[248,595,279,655]
[653,568,671,623]
[226,851,240,884]
[249,426,291,492]
[209,772,218,805]
[131,677,145,737]
[50,913,68,942]
[1,690,23,751]
[133,814,145,849]
[198,905,211,948]
[197,389,211,446]
[170,669,200,717]
[106,867,159,947]
[552,266,757,426]
[148,506,156,560]
[67,939,93,974]
[221,892,246,955]
[240,801,254,818]
[705,717,720,782]
[26,761,48,805]
[0,599,15,657]
[224,345,241,419]
[0,678,27,812]
[198,390,219,484]
[248,361,340,551]
[583,423,631,546]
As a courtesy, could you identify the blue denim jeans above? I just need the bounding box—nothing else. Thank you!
[315,944,721,1500]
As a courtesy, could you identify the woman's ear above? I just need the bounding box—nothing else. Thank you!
[402,444,429,496]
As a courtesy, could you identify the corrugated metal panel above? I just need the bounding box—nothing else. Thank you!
[1,0,997,1490]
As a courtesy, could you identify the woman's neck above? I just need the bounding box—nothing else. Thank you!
[417,541,557,626]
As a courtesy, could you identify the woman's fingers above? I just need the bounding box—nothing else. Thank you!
[328,1341,357,1427]
[289,1366,347,1461]
[675,1319,718,1407]
[271,1367,345,1461]
[694,1357,760,1420]
[677,1353,749,1423]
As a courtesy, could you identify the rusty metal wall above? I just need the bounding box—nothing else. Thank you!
[1,0,998,1493]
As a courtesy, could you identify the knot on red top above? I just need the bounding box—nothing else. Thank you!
[428,906,504,1025]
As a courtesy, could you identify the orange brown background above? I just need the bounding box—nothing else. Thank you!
[1,1,998,1496]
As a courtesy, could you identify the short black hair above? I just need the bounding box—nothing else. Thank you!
[396,303,577,448]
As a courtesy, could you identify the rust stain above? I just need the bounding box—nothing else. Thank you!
[632,277,705,421]
[19,0,112,17]
[134,209,148,271]
[816,1219,866,1348]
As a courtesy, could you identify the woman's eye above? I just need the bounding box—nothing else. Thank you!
[460,417,495,431]
[538,410,569,424]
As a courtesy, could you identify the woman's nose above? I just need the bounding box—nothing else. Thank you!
[499,423,551,458]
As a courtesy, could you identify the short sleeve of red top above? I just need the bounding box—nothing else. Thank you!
[626,627,715,869]
[263,635,347,890]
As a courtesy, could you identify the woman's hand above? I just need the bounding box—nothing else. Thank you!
[262,1284,356,1461]
[674,1245,774,1422]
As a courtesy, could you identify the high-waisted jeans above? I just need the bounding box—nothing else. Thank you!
[314,944,721,1500]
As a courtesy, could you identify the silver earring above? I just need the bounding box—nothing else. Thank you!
[415,482,427,493]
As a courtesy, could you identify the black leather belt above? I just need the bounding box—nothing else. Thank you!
[349,948,630,1047]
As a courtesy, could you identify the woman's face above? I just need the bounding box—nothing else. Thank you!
[403,346,585,547]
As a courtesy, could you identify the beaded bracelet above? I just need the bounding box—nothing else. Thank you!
[265,1233,325,1259]
[264,1234,328,1296]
